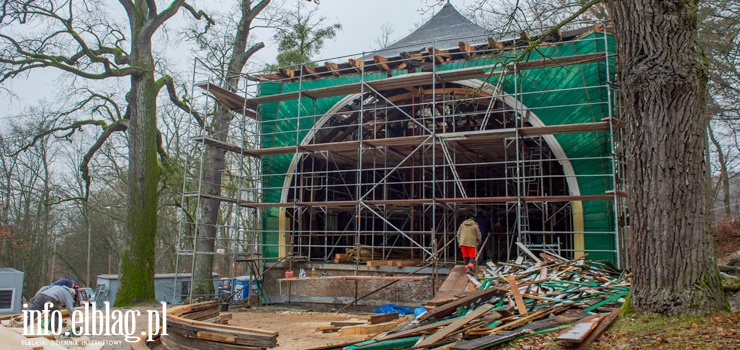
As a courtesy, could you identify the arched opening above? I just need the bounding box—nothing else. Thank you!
[280,81,580,263]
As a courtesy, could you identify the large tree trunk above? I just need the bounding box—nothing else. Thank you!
[190,0,270,296]
[115,37,159,306]
[192,105,232,296]
[607,0,728,315]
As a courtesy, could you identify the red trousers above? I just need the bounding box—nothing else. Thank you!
[460,245,476,259]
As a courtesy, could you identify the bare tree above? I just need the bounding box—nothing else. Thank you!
[0,0,213,305]
[177,0,273,296]
[373,22,395,49]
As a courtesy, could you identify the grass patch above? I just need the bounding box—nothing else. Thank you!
[591,311,739,349]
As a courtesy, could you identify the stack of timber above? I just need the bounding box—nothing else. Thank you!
[159,300,278,349]
[341,246,416,265]
[313,313,411,337]
[336,252,629,349]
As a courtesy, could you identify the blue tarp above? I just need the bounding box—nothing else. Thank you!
[372,304,413,315]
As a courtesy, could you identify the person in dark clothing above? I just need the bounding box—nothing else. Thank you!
[31,279,78,303]
[474,211,489,262]
[26,285,76,332]
[51,279,77,288]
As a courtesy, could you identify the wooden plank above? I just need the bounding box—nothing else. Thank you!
[515,242,543,263]
[315,325,340,333]
[375,319,455,341]
[574,308,621,349]
[196,330,236,343]
[506,275,528,315]
[367,260,393,267]
[163,332,257,350]
[418,287,503,322]
[369,313,399,325]
[330,320,366,327]
[427,265,470,306]
[395,259,421,267]
[182,307,220,321]
[555,314,605,343]
[338,318,406,336]
[412,304,496,349]
[452,330,526,350]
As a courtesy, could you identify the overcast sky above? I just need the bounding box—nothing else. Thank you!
[0,0,479,120]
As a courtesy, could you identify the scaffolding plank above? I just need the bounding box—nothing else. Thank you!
[253,122,609,157]
[247,195,621,210]
[196,83,258,116]
[183,192,240,204]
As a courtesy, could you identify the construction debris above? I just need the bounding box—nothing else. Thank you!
[336,252,629,349]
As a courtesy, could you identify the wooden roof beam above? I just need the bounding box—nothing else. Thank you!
[487,37,504,49]
[458,41,476,59]
[279,67,295,78]
[301,64,318,77]
[325,62,341,76]
[429,48,452,63]
[348,58,364,73]
[374,55,392,71]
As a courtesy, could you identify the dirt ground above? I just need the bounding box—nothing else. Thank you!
[3,304,375,350]
[229,305,373,349]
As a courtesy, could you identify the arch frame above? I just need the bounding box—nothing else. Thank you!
[277,80,585,255]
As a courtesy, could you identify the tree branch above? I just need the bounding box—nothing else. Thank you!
[10,119,109,157]
[117,0,135,20]
[515,0,606,61]
[146,0,158,19]
[236,42,265,72]
[159,75,205,128]
[0,32,142,81]
[144,0,185,38]
[80,118,129,199]
[182,2,215,27]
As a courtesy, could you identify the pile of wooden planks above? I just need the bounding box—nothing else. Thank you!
[313,313,410,337]
[338,251,630,349]
[160,301,278,349]
[340,246,416,264]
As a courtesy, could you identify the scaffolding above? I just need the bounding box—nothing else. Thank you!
[173,23,628,303]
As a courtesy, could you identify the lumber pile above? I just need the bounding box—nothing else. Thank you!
[341,246,415,264]
[313,313,410,337]
[340,252,630,349]
[162,300,278,349]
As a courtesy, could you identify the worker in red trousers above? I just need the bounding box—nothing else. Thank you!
[457,216,481,272]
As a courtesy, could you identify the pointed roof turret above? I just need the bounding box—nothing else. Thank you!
[372,1,488,57]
